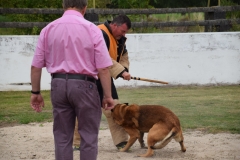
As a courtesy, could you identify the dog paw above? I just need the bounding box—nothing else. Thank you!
[120,148,132,152]
[119,148,126,152]
[140,144,146,148]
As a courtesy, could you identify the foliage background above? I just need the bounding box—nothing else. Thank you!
[0,0,239,34]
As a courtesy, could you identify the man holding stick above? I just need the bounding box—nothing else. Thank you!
[73,14,132,150]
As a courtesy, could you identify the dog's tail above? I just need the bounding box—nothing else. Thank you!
[151,128,176,150]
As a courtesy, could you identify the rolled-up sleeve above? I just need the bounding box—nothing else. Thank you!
[32,29,46,68]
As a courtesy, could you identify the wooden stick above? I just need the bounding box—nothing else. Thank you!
[131,77,168,84]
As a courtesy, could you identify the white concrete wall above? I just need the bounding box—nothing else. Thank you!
[0,32,240,91]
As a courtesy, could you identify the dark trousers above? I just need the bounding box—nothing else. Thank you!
[51,78,101,160]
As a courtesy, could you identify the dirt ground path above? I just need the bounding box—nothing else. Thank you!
[0,122,240,160]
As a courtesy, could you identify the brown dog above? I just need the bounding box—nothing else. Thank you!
[111,104,186,157]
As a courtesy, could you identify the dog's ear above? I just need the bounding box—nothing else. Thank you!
[119,104,128,120]
[132,117,139,127]
[111,103,120,112]
[127,104,140,127]
[111,104,127,125]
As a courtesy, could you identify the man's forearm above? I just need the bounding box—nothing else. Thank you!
[31,66,42,91]
[98,68,112,98]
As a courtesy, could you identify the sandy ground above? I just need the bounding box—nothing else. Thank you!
[0,121,240,160]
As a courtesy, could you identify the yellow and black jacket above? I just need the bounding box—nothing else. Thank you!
[98,21,129,79]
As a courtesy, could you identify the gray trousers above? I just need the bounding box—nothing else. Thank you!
[51,78,101,160]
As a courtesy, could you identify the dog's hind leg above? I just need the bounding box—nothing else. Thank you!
[151,127,176,150]
[153,135,173,150]
[179,140,186,152]
[138,123,170,157]
[173,128,186,152]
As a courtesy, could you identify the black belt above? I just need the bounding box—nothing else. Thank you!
[52,73,96,83]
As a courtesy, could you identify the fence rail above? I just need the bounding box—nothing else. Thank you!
[0,6,240,29]
[1,6,240,14]
[1,19,239,28]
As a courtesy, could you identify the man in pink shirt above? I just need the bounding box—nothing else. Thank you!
[30,0,114,160]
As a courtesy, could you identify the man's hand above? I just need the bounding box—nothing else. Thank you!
[30,66,43,112]
[122,71,131,80]
[30,94,44,112]
[102,97,115,110]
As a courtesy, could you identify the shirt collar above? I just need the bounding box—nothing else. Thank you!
[104,21,112,34]
[63,9,83,18]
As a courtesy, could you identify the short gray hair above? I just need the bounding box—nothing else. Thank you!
[62,0,88,10]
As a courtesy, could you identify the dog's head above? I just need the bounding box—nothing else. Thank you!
[111,104,127,126]
[111,103,140,127]
[111,103,128,112]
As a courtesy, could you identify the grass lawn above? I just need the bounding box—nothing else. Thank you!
[0,85,239,133]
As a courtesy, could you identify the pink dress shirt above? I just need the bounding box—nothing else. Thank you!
[32,10,112,79]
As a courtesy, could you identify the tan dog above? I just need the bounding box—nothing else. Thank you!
[111,104,186,157]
